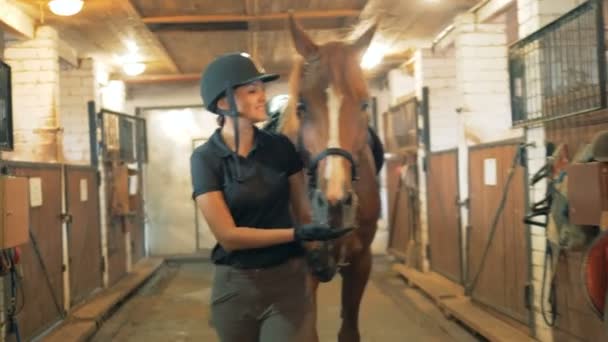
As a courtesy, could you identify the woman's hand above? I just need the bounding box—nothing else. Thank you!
[294,224,353,242]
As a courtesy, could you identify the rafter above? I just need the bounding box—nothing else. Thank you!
[124,0,180,73]
[121,69,291,84]
[0,0,35,39]
[141,10,361,25]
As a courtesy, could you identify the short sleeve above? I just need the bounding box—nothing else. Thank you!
[190,150,223,200]
[278,134,304,176]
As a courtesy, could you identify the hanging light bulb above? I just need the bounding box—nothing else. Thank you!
[48,0,84,16]
[123,62,146,76]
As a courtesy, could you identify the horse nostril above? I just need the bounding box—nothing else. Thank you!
[344,192,353,206]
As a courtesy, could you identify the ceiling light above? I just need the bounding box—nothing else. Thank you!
[123,62,146,76]
[361,42,390,70]
[48,0,84,16]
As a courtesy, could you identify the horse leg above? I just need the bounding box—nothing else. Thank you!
[338,247,372,342]
[308,275,320,342]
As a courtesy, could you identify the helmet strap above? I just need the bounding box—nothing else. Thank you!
[223,81,244,182]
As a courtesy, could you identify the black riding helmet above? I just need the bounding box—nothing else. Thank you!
[199,53,279,182]
[200,52,279,114]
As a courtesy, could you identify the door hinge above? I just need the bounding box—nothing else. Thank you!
[524,283,533,310]
[100,258,106,273]
[96,170,102,186]
[426,244,431,261]
[61,264,67,273]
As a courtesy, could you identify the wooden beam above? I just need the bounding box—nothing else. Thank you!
[472,0,514,23]
[122,70,291,84]
[121,73,201,84]
[0,0,35,39]
[142,10,361,24]
[58,39,78,67]
[123,0,180,73]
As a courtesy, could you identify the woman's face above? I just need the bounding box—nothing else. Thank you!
[218,81,268,123]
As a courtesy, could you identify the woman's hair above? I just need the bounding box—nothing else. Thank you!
[217,115,225,127]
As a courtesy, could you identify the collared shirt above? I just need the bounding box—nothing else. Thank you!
[190,127,305,269]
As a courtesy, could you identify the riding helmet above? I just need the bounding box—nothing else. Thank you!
[200,52,279,113]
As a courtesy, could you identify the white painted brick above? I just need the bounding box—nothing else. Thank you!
[17,38,56,49]
[458,59,507,72]
[464,70,508,82]
[531,225,546,237]
[35,48,58,59]
[425,78,454,89]
[532,235,546,251]
[457,33,506,47]
[532,264,544,281]
[532,250,545,266]
[12,71,39,84]
[457,46,507,59]
[81,77,94,87]
[60,77,81,88]
[40,59,58,71]
[461,82,509,94]
[38,71,58,83]
[4,48,39,60]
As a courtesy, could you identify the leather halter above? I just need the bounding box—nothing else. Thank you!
[296,99,359,191]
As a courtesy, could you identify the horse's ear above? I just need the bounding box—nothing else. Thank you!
[352,23,377,56]
[288,12,318,58]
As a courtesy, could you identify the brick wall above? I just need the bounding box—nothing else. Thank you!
[2,26,60,162]
[59,58,95,164]
[417,48,459,152]
[454,14,523,145]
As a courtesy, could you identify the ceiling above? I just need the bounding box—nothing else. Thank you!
[11,0,480,83]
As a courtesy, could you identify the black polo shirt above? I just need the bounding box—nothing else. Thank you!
[190,127,305,269]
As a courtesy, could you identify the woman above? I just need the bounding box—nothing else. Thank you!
[191,53,350,342]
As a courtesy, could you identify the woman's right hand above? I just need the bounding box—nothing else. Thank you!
[294,224,353,242]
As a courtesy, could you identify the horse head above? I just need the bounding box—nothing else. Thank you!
[281,14,377,231]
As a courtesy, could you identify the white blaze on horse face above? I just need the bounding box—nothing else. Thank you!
[324,85,346,203]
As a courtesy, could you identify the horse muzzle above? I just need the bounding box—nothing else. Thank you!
[310,188,359,231]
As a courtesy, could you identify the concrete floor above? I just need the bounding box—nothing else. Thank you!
[91,257,481,342]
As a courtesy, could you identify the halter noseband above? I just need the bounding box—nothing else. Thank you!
[296,99,360,191]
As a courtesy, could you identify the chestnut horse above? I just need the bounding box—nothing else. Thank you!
[276,15,382,342]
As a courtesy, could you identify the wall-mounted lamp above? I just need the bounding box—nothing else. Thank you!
[48,0,84,16]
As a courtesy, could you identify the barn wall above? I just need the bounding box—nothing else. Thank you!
[517,0,588,340]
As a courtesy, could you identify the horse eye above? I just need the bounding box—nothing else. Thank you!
[297,101,307,117]
[360,101,370,111]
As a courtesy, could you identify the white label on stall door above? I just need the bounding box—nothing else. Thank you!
[29,177,43,207]
[129,175,138,195]
[484,158,497,186]
[80,179,88,202]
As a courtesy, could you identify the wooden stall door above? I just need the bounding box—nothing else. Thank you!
[468,143,529,324]
[3,164,64,341]
[129,175,146,263]
[386,158,417,259]
[105,164,128,286]
[66,166,102,307]
[427,151,462,283]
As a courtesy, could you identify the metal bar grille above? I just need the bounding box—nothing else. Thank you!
[100,109,148,163]
[509,0,606,126]
[0,60,13,151]
[383,96,419,153]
